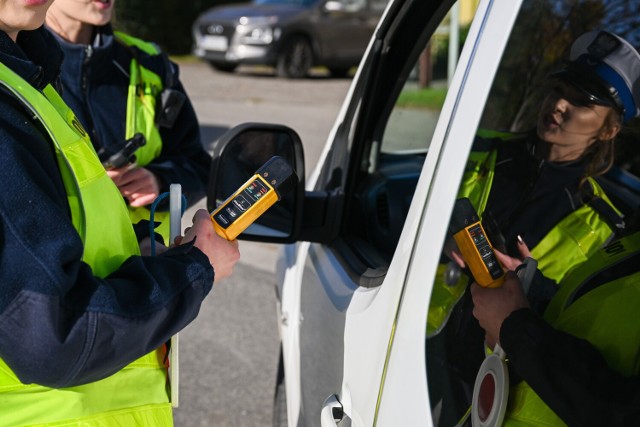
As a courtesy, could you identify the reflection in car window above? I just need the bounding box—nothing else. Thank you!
[427,1,640,426]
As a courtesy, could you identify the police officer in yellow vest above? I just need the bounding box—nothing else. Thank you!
[471,212,640,426]
[0,2,240,426]
[427,30,639,338]
[45,0,211,244]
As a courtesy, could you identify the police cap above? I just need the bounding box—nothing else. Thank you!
[554,30,640,122]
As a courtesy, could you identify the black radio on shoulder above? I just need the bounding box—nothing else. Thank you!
[156,88,186,128]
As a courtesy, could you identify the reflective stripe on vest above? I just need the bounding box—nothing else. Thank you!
[503,232,640,426]
[0,63,171,427]
[114,31,170,242]
[530,178,619,283]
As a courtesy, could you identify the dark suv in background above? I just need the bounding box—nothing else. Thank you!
[192,0,387,78]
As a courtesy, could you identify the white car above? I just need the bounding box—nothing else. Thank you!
[207,0,640,425]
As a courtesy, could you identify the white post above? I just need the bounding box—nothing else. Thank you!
[448,1,460,87]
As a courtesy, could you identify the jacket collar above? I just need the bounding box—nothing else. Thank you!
[47,24,116,81]
[0,26,63,90]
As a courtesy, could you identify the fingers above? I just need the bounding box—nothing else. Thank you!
[108,167,160,206]
[494,248,515,270]
[192,209,211,223]
[129,193,158,207]
[181,210,210,244]
[494,248,521,271]
[516,235,532,258]
[450,249,466,268]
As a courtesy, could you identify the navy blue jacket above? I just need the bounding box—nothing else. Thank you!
[0,27,214,388]
[48,24,210,207]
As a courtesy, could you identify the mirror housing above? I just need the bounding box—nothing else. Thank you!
[207,123,342,244]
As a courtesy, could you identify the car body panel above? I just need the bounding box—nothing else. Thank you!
[375,0,524,423]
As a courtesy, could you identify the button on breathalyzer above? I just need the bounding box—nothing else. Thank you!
[449,197,505,288]
[210,156,298,240]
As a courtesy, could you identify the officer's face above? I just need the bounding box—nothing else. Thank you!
[0,0,55,41]
[536,82,620,159]
[47,0,114,29]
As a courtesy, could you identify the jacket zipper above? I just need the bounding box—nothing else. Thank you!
[81,45,100,147]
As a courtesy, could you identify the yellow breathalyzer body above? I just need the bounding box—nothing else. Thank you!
[210,156,297,241]
[450,198,505,288]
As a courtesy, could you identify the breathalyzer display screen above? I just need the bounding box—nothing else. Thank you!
[467,224,503,279]
[213,178,270,229]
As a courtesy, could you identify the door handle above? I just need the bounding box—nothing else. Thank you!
[321,394,343,426]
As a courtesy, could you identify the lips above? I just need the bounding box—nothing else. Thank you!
[543,112,560,128]
[24,0,50,6]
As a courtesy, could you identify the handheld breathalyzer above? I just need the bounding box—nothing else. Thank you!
[210,156,297,241]
[449,197,505,288]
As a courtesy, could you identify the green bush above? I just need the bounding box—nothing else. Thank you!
[115,0,245,55]
[397,87,447,110]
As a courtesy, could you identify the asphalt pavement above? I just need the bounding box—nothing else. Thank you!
[172,63,352,427]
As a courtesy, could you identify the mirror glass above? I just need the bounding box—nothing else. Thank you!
[215,129,298,239]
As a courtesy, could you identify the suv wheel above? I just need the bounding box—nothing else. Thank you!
[209,62,238,73]
[328,67,352,78]
[276,36,312,78]
[273,377,288,426]
[273,350,288,426]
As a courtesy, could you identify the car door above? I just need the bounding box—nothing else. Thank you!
[279,0,640,425]
[277,0,524,425]
[376,1,640,426]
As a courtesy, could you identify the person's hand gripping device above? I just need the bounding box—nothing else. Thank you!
[449,197,505,288]
[100,133,147,169]
[210,156,298,240]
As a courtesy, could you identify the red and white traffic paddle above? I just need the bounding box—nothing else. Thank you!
[471,343,509,426]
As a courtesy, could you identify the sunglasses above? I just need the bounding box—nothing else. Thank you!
[551,82,613,108]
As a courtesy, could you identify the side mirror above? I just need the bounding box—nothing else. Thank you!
[207,123,305,243]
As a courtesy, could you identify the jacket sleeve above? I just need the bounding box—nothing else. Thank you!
[143,60,212,207]
[0,100,214,388]
[500,308,640,427]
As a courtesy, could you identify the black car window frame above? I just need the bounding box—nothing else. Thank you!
[316,0,458,287]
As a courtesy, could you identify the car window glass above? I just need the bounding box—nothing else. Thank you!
[341,0,367,12]
[427,1,640,426]
[335,3,471,284]
[369,0,388,12]
[381,11,466,154]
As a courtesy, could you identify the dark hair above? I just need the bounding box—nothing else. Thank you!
[579,107,622,187]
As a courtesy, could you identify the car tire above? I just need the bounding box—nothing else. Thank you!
[276,36,313,79]
[209,62,238,73]
[273,351,288,427]
[328,67,352,78]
